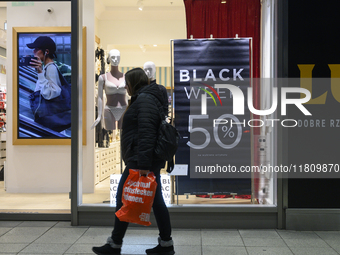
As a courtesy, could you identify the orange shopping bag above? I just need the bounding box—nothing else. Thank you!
[115,169,157,226]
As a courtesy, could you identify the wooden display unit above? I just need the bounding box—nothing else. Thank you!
[95,141,121,183]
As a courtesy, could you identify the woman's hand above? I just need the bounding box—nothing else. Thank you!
[30,57,43,73]
[139,170,150,176]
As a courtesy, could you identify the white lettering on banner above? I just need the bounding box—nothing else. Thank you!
[184,87,201,99]
[205,69,216,81]
[219,69,230,81]
[233,69,244,80]
[110,174,122,205]
[180,70,190,82]
[216,87,227,99]
[184,85,239,101]
[193,69,202,81]
[179,69,244,82]
[161,175,171,205]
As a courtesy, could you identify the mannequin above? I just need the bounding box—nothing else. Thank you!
[92,49,127,133]
[143,61,169,117]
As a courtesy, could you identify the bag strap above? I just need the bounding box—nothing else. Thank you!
[151,93,167,121]
[145,93,176,173]
[155,100,166,121]
[53,63,70,87]
[44,62,69,87]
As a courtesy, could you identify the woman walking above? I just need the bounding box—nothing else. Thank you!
[92,68,175,255]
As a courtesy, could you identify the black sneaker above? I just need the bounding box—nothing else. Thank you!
[145,244,175,255]
[146,237,175,255]
[92,244,121,255]
[92,237,122,255]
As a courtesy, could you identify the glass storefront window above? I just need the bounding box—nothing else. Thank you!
[81,0,277,208]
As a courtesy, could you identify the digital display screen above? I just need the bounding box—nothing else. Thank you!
[17,32,72,138]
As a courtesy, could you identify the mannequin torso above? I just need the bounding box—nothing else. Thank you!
[92,49,127,131]
[103,70,127,107]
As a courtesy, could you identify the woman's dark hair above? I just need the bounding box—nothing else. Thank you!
[125,68,150,96]
[40,48,57,59]
[48,51,57,59]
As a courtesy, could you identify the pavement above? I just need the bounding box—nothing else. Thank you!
[0,221,340,254]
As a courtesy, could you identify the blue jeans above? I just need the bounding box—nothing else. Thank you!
[111,161,172,245]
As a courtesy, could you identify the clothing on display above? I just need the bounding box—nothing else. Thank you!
[94,44,106,146]
[104,72,126,95]
[95,46,105,80]
[0,90,6,132]
[105,105,127,124]
[93,49,127,147]
[104,72,127,124]
[0,166,3,181]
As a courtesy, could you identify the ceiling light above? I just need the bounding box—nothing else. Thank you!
[153,44,157,47]
[221,0,227,3]
[137,0,144,11]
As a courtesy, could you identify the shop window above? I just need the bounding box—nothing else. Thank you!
[82,0,277,208]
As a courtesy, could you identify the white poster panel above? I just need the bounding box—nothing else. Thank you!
[110,174,122,205]
[161,174,171,205]
[110,174,171,205]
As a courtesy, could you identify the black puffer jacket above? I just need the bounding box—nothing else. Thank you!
[150,79,168,117]
[121,83,165,171]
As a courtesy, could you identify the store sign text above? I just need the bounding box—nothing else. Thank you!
[299,64,340,104]
[180,69,244,82]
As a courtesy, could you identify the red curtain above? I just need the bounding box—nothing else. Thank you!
[183,0,261,78]
[184,0,261,134]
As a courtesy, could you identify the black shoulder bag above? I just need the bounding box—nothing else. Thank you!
[152,97,180,173]
[29,63,71,132]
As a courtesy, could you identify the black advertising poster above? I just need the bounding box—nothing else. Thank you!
[173,39,251,195]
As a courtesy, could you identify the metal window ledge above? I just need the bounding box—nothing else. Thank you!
[76,204,278,228]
